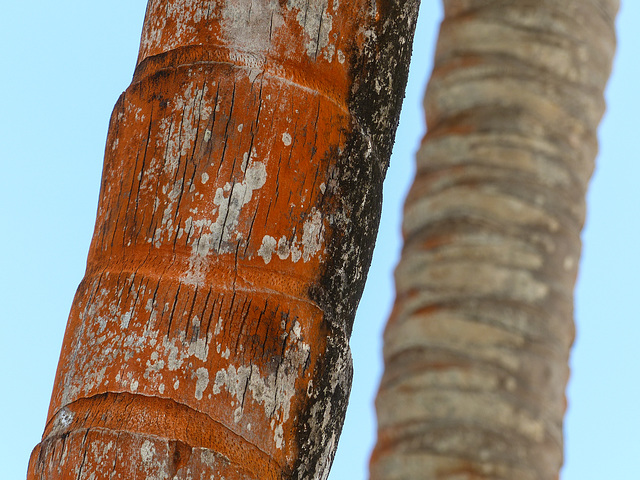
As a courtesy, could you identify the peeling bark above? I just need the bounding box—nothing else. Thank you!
[371,1,618,479]
[27,1,419,479]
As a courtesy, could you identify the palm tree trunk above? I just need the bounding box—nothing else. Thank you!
[27,1,419,479]
[371,1,618,479]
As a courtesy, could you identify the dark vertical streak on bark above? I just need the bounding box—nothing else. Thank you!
[147,115,175,240]
[125,150,142,246]
[269,11,275,40]
[259,300,272,357]
[133,110,155,244]
[274,158,282,203]
[218,82,237,180]
[314,2,326,59]
[240,364,253,408]
[200,287,214,338]
[263,201,273,230]
[125,275,146,328]
[171,214,183,249]
[114,273,128,311]
[174,86,204,220]
[234,298,253,352]
[172,112,186,184]
[166,283,182,336]
[111,431,122,475]
[217,181,236,250]
[75,430,90,480]
[185,285,199,341]
[243,206,260,257]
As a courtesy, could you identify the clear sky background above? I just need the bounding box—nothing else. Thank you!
[1,2,638,479]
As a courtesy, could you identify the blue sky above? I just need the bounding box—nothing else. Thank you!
[1,2,638,479]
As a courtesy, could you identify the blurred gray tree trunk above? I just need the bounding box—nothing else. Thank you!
[371,1,618,479]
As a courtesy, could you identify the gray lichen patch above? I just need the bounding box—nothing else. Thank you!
[286,0,335,59]
[191,161,268,258]
[210,323,311,450]
[194,367,210,400]
[221,0,285,54]
[257,209,325,264]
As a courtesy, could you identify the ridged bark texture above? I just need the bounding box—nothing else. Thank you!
[371,1,617,479]
[27,1,419,479]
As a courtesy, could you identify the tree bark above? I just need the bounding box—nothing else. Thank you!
[371,1,617,479]
[27,1,419,479]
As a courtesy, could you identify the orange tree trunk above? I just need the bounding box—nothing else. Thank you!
[27,2,419,479]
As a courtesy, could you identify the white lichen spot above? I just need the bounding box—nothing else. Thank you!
[140,440,155,464]
[214,317,224,335]
[174,379,180,390]
[201,172,210,184]
[337,49,345,64]
[121,312,132,329]
[319,182,326,194]
[301,209,324,262]
[241,152,249,172]
[277,236,291,260]
[292,321,302,339]
[323,43,335,62]
[274,424,284,449]
[50,407,74,436]
[204,129,212,142]
[237,123,244,132]
[291,245,303,263]
[131,379,139,392]
[188,332,212,362]
[282,132,292,146]
[195,367,210,400]
[257,210,324,264]
[212,369,226,395]
[258,235,277,264]
[164,337,184,370]
[234,406,243,424]
[241,148,258,173]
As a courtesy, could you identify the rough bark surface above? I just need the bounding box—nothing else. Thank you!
[27,1,419,479]
[371,1,617,479]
